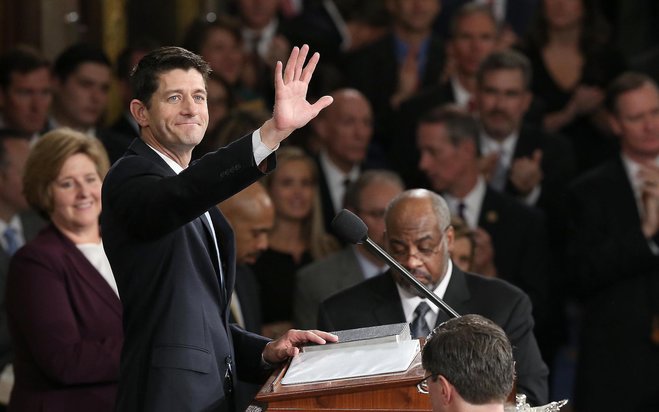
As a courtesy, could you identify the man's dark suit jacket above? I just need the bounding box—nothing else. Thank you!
[317,267,549,406]
[233,264,262,334]
[567,157,659,411]
[103,113,139,164]
[101,136,273,412]
[478,186,551,341]
[6,224,122,412]
[0,211,45,370]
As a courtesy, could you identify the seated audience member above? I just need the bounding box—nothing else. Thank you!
[51,43,113,135]
[295,169,404,329]
[218,182,274,334]
[318,189,548,405]
[421,314,515,412]
[251,147,339,337]
[567,72,659,412]
[311,88,377,232]
[6,128,122,411]
[449,216,475,273]
[0,46,52,138]
[0,130,45,398]
[519,0,626,174]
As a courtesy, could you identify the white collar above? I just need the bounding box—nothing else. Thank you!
[443,176,486,229]
[319,150,360,212]
[397,260,453,324]
[450,76,472,109]
[146,142,185,174]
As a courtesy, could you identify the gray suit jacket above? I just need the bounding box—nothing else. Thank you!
[294,247,367,329]
[0,211,45,368]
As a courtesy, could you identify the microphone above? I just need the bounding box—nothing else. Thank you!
[331,209,460,319]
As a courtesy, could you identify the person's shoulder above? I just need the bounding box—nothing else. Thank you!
[298,248,353,276]
[569,158,621,192]
[463,271,530,306]
[322,271,391,306]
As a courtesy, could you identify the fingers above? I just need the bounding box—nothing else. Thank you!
[300,51,320,83]
[294,44,309,81]
[283,46,300,84]
[310,330,339,343]
[532,149,543,164]
[308,95,334,118]
[274,60,283,89]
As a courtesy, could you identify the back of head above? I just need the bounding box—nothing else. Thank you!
[130,46,211,107]
[422,314,515,405]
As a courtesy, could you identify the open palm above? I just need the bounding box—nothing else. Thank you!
[272,45,333,133]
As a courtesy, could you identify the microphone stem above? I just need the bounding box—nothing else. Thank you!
[363,238,460,319]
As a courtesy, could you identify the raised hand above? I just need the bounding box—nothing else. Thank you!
[261,45,333,148]
[510,149,543,195]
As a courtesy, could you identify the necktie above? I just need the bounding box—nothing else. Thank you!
[457,201,467,221]
[3,227,20,256]
[410,302,432,338]
[490,150,508,192]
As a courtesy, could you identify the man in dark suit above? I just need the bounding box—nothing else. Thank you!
[343,0,444,151]
[567,72,659,411]
[311,88,375,232]
[394,3,498,187]
[416,106,553,363]
[318,189,548,406]
[295,169,404,329]
[101,45,337,412]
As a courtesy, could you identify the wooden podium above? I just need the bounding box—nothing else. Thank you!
[253,347,431,411]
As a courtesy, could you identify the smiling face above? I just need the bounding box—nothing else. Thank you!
[268,159,315,222]
[49,153,102,237]
[131,68,209,165]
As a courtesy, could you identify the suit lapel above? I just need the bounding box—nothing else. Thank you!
[372,271,407,324]
[434,267,470,326]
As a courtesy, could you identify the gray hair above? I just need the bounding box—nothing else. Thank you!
[385,189,452,232]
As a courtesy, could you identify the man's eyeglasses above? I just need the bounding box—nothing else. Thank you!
[416,373,436,395]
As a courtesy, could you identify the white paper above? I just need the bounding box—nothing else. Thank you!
[281,340,420,385]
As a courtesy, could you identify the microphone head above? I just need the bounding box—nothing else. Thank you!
[331,209,368,244]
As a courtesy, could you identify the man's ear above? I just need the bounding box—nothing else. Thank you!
[437,375,454,405]
[130,99,149,127]
[608,111,622,136]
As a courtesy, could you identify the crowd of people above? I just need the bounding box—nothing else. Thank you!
[0,0,658,411]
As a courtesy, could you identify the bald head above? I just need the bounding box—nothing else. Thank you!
[313,88,373,173]
[384,189,454,295]
[219,182,275,265]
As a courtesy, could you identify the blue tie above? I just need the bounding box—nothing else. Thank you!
[3,227,20,255]
[410,302,431,338]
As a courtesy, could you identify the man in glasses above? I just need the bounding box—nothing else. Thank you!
[421,314,515,412]
[318,188,547,406]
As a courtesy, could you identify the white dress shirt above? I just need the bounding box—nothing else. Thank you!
[318,150,360,213]
[444,176,487,229]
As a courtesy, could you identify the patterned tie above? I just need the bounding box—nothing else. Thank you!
[410,302,432,338]
[3,227,20,256]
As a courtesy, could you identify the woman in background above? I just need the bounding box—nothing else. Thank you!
[6,128,122,412]
[252,146,339,338]
[520,0,626,174]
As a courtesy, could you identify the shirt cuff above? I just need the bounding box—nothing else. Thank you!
[522,185,542,206]
[252,128,278,166]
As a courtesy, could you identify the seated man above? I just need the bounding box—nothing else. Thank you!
[318,189,548,405]
[421,314,515,412]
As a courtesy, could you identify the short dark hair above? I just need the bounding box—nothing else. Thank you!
[130,46,211,107]
[417,105,480,147]
[605,71,658,114]
[0,45,50,90]
[53,43,111,82]
[343,169,404,210]
[449,3,497,39]
[477,49,532,90]
[422,314,515,404]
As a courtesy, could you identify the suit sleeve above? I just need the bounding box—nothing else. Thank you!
[104,134,274,239]
[504,291,549,406]
[230,324,271,384]
[6,249,121,385]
